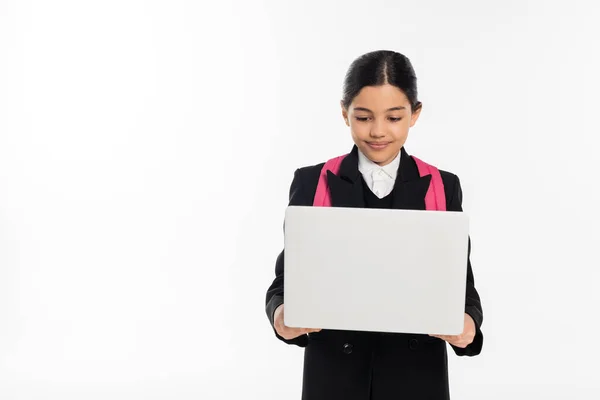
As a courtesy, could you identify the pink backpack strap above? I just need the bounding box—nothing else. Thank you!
[313,153,446,210]
[313,154,348,207]
[412,156,446,211]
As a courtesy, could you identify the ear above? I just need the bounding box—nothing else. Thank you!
[340,100,349,126]
[409,102,422,128]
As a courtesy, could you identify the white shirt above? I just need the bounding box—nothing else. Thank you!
[357,149,401,199]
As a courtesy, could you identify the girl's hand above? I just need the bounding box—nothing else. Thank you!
[274,304,321,340]
[429,313,476,348]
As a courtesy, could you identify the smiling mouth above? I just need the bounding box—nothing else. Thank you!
[366,142,391,149]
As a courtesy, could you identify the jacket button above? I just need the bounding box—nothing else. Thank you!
[342,343,353,354]
[409,339,419,350]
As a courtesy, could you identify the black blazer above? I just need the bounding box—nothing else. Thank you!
[265,145,484,400]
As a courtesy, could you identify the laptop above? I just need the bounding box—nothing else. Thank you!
[283,205,469,335]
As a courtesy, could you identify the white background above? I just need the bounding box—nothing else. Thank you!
[1,0,599,399]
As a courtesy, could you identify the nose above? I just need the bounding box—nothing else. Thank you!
[369,120,386,138]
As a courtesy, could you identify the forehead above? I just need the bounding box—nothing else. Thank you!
[351,84,410,111]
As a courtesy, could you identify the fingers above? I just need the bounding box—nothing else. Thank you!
[275,317,321,339]
[429,334,461,341]
[428,332,474,348]
[429,317,472,346]
[273,304,322,339]
[446,336,471,348]
[278,326,321,340]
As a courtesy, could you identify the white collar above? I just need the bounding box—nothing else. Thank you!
[357,149,401,180]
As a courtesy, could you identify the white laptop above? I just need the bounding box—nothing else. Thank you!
[283,205,469,335]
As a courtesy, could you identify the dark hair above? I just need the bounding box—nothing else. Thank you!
[341,50,422,112]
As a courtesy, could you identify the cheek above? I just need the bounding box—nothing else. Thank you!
[390,122,410,139]
[349,122,370,138]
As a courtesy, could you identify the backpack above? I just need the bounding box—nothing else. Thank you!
[312,154,446,210]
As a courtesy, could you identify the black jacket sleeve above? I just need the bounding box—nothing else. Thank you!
[265,168,311,347]
[445,174,484,357]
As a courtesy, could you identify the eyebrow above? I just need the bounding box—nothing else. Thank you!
[353,106,406,112]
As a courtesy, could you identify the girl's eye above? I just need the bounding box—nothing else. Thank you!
[354,116,402,122]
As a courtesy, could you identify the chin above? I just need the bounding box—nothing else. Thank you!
[361,146,400,164]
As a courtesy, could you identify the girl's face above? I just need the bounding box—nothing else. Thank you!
[342,84,421,166]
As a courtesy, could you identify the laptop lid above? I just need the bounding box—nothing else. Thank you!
[283,205,469,335]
